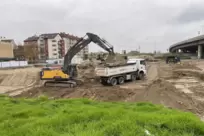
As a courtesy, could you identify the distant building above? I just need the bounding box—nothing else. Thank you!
[24,32,89,60]
[1,39,16,49]
[0,41,14,60]
[0,37,16,61]
[122,50,126,54]
[24,35,41,62]
[59,32,89,58]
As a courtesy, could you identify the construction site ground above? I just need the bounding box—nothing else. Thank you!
[1,60,204,120]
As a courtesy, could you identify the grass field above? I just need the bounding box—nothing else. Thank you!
[0,95,204,136]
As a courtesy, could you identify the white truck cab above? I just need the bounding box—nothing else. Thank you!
[127,58,147,76]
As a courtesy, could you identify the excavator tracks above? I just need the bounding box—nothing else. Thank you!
[44,81,77,88]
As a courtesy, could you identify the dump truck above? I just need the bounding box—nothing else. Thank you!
[95,58,147,86]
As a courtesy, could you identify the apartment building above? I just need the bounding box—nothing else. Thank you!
[0,36,16,60]
[24,32,89,60]
[59,32,89,58]
[0,41,14,59]
[0,36,16,49]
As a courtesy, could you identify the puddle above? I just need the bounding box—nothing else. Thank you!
[174,84,193,94]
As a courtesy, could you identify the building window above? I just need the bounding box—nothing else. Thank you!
[52,44,56,47]
[53,49,57,51]
[52,40,56,42]
[53,53,57,56]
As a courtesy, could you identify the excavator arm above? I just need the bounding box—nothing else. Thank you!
[62,32,115,76]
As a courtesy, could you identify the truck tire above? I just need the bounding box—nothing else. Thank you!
[131,74,137,81]
[101,79,108,86]
[110,77,117,86]
[138,72,145,80]
[118,76,125,84]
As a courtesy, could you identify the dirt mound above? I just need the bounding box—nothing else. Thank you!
[76,60,99,84]
[64,86,134,101]
[129,78,203,114]
[173,69,204,80]
[173,62,201,70]
[17,85,135,102]
[105,55,126,65]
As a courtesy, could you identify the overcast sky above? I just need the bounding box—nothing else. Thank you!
[1,0,204,53]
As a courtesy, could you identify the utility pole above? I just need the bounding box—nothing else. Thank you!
[154,41,157,54]
[201,25,204,34]
[198,31,201,36]
[138,45,140,53]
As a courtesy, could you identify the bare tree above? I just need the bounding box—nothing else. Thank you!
[13,44,25,60]
[24,42,39,63]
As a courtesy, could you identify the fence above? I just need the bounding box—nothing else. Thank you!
[0,61,28,68]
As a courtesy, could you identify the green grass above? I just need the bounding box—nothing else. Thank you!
[0,95,204,136]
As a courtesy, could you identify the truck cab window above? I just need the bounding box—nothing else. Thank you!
[140,60,146,65]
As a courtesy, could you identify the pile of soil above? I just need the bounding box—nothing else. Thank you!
[130,78,203,114]
[172,69,204,80]
[173,62,201,70]
[77,62,96,82]
[16,85,135,102]
[64,86,135,102]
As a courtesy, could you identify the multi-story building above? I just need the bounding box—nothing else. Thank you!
[24,32,89,60]
[40,33,62,59]
[0,36,16,50]
[59,32,89,58]
[0,36,16,61]
[0,41,14,60]
[24,35,40,62]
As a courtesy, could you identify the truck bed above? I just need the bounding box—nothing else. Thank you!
[95,63,137,77]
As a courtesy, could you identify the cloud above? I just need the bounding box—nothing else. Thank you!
[175,2,204,24]
[1,0,204,52]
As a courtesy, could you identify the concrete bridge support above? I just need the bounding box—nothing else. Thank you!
[198,45,203,59]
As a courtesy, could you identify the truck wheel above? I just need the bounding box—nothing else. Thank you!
[118,76,125,84]
[131,74,137,81]
[101,79,108,86]
[138,72,144,80]
[110,77,117,86]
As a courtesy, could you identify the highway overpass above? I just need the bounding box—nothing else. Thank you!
[169,35,204,59]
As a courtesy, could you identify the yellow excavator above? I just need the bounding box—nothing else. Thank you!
[40,32,115,87]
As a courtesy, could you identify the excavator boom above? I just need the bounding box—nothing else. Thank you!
[62,32,114,76]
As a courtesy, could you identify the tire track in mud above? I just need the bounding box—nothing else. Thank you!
[124,63,158,102]
[0,68,41,96]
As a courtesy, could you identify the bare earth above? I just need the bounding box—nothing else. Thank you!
[0,67,42,96]
[1,60,204,120]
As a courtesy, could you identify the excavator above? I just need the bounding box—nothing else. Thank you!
[40,32,115,87]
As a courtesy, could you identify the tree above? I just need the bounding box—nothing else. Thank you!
[24,43,39,63]
[13,44,25,60]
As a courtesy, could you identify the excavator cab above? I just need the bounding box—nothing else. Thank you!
[40,64,78,82]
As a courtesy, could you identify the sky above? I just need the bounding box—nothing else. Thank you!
[1,0,204,53]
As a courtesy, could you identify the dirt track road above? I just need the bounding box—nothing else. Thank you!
[0,68,41,96]
[146,63,158,81]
